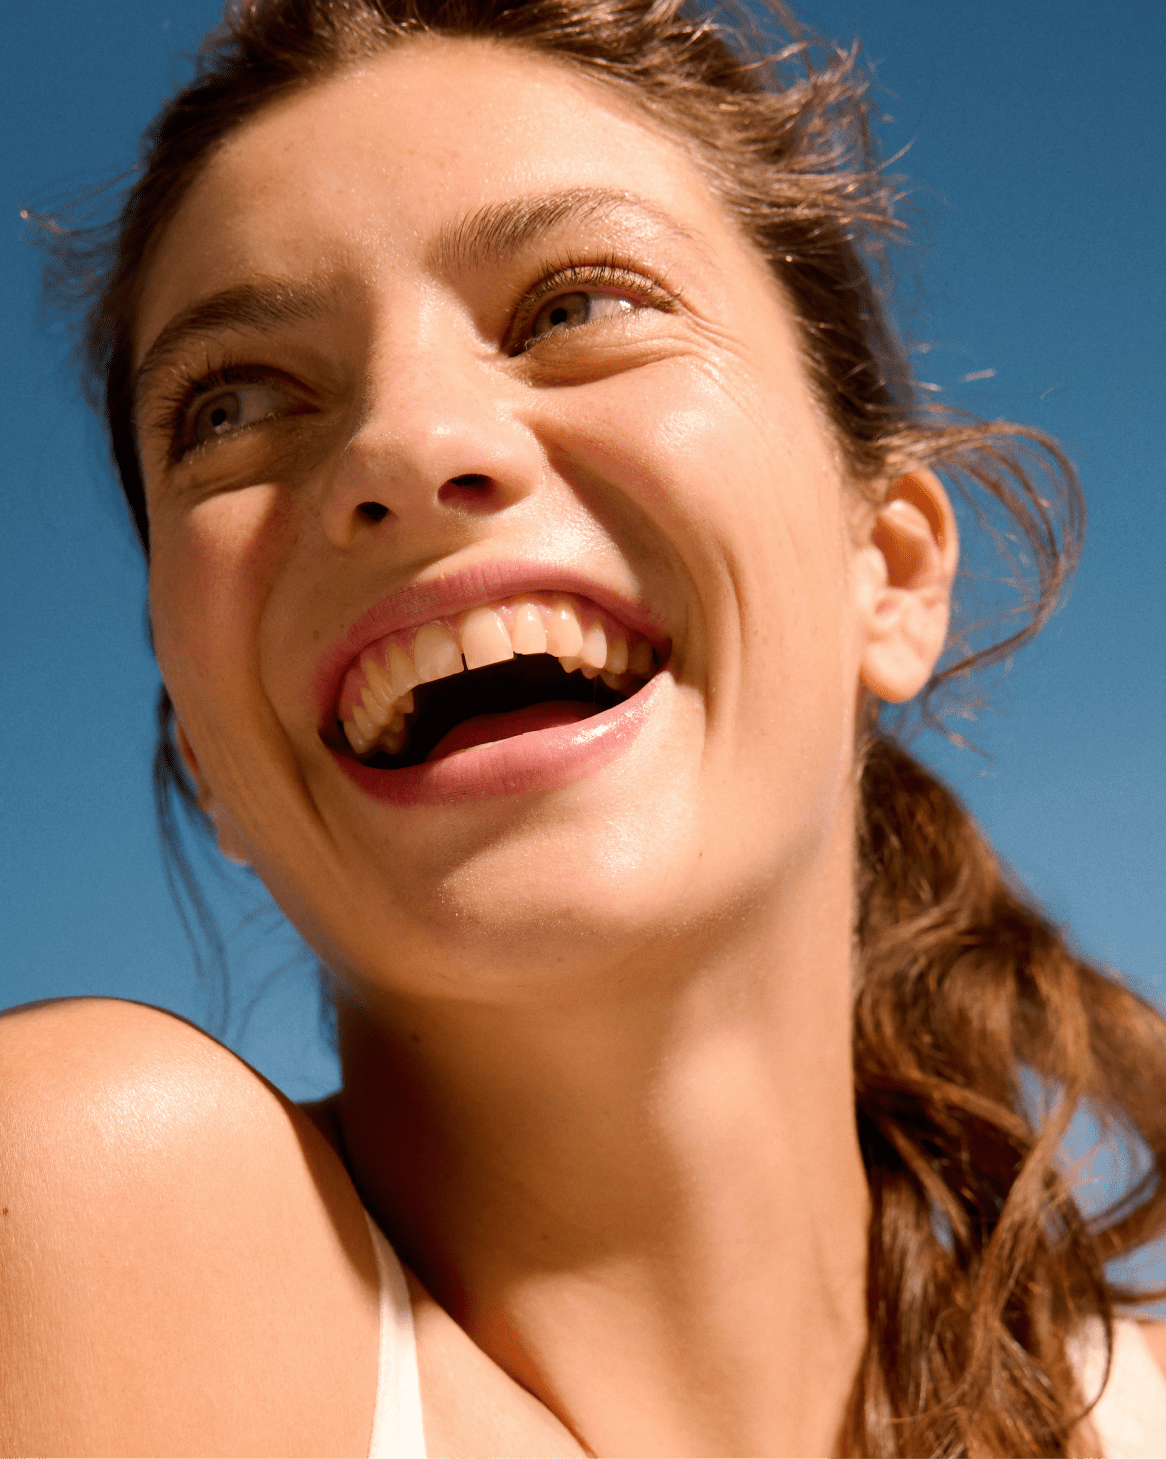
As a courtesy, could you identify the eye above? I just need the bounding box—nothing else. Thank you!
[508,261,678,357]
[191,382,286,445]
[528,290,635,343]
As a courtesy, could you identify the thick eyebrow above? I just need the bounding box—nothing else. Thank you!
[429,186,716,275]
[133,190,710,409]
[133,278,336,410]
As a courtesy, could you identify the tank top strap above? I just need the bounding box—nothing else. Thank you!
[363,1209,428,1459]
[360,1223,1166,1457]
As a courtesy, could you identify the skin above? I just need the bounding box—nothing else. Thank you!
[2,37,974,1458]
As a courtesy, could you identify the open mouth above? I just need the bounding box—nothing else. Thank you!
[332,593,663,770]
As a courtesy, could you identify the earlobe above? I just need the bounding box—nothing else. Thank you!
[857,470,959,704]
[174,720,252,868]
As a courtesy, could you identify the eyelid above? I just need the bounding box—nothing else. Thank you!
[508,259,679,353]
[148,362,311,462]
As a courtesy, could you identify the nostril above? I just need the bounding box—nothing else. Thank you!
[358,501,389,522]
[438,473,495,509]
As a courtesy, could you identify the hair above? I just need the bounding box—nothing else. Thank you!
[36,0,1166,1451]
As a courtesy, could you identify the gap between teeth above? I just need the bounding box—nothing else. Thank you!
[342,596,655,757]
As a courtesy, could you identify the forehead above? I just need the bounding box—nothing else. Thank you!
[136,37,756,360]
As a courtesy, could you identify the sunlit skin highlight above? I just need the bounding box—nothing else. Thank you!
[133,37,959,1457]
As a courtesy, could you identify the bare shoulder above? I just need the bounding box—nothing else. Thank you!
[1137,1318,1166,1379]
[0,998,378,1458]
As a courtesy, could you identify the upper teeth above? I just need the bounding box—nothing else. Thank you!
[341,594,656,757]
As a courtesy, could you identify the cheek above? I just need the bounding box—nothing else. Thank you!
[544,358,852,667]
[148,483,287,701]
[549,361,858,826]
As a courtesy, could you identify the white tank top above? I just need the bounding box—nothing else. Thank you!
[363,1210,1166,1458]
[364,1213,427,1459]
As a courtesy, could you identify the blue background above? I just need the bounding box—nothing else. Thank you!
[3,0,1163,1278]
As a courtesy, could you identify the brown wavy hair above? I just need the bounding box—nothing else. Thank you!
[38,0,1166,1451]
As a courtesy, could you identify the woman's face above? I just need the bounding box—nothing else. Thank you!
[134,38,876,996]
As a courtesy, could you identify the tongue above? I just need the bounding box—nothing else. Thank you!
[425,701,594,762]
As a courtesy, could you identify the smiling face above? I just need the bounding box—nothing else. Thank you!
[133,37,884,1000]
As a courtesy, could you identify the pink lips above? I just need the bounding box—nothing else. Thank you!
[331,674,661,806]
[315,560,669,806]
[314,560,667,729]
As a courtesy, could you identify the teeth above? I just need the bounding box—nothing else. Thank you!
[580,623,607,670]
[461,606,514,669]
[349,700,378,750]
[510,601,548,655]
[379,723,406,755]
[387,643,421,698]
[341,594,659,758]
[628,639,653,676]
[545,599,584,657]
[360,686,386,729]
[412,623,462,682]
[363,654,396,712]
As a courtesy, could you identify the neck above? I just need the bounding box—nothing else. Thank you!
[332,842,869,1456]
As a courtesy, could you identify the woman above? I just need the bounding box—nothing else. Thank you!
[5,0,1166,1454]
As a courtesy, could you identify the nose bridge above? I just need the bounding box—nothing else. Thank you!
[320,292,540,543]
[361,305,485,462]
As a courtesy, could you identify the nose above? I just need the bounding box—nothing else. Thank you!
[318,319,543,548]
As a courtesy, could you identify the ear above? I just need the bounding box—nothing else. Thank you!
[175,720,252,868]
[854,470,959,704]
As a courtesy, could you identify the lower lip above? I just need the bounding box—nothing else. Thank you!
[331,675,663,807]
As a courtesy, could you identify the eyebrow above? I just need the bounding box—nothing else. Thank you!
[133,278,336,409]
[429,186,715,274]
[133,188,712,408]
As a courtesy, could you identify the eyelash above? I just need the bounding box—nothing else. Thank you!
[152,360,292,463]
[152,257,678,460]
[510,257,678,351]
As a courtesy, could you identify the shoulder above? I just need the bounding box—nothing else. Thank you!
[2,992,267,1112]
[0,997,328,1199]
[0,998,378,1457]
[1139,1319,1166,1380]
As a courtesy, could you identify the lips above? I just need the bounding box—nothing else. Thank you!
[334,591,658,764]
[316,566,669,803]
[331,673,663,806]
[315,563,664,711]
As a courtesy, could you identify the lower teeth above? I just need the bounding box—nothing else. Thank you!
[353,654,642,766]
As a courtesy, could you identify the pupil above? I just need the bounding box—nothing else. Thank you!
[195,390,245,443]
[533,292,590,339]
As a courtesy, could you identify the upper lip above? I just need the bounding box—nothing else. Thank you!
[313,558,669,727]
